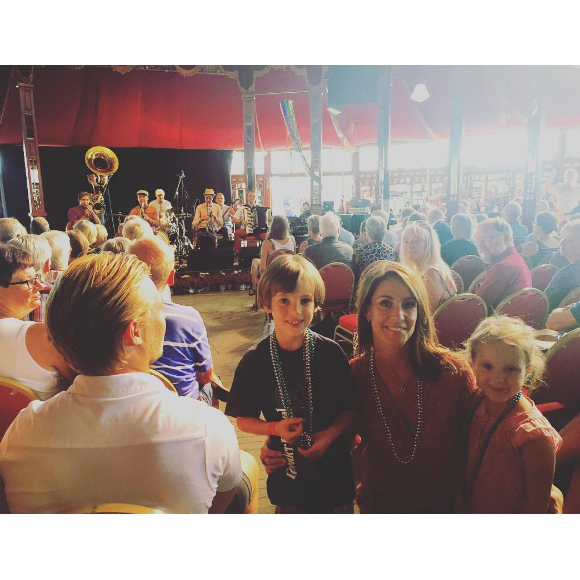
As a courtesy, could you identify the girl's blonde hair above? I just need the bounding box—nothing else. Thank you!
[464,316,545,391]
[400,221,456,292]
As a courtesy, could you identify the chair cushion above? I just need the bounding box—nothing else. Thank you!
[338,314,358,332]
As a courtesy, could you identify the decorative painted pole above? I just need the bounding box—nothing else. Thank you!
[242,94,256,196]
[307,66,324,207]
[446,68,465,220]
[377,66,392,209]
[16,67,46,218]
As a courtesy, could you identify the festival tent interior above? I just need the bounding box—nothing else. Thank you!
[1,64,580,231]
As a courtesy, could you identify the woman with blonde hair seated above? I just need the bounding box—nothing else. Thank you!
[250,215,295,295]
[400,220,456,312]
[0,244,73,400]
[73,219,97,248]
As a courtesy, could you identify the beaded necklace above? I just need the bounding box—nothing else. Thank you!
[269,328,314,449]
[462,390,522,503]
[368,347,424,465]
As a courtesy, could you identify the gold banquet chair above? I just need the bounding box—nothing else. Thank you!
[63,504,166,514]
[0,377,39,440]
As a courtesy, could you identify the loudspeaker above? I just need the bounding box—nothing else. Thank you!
[239,246,260,268]
[187,247,234,271]
[327,66,381,110]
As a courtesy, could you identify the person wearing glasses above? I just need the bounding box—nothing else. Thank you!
[474,218,531,311]
[0,244,73,400]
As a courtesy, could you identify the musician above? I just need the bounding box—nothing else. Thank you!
[215,192,237,239]
[232,190,271,255]
[192,189,223,249]
[129,190,160,228]
[67,192,101,226]
[150,189,173,232]
[299,201,312,220]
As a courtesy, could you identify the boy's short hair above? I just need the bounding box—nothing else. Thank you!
[257,254,325,310]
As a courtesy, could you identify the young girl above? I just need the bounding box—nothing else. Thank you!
[457,316,562,513]
[225,254,356,513]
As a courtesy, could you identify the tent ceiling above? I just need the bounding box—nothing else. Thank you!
[0,65,579,150]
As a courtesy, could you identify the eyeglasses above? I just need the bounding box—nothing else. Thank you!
[8,274,43,290]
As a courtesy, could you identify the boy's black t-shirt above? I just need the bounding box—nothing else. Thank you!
[225,332,357,512]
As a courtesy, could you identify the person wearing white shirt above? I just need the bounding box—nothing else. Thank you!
[0,253,241,514]
[150,189,173,233]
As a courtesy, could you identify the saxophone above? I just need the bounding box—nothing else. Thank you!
[206,203,214,233]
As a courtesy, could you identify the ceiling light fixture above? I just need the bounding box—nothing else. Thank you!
[410,83,430,103]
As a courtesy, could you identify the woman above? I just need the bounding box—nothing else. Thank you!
[400,221,456,312]
[250,215,295,295]
[352,216,397,279]
[522,211,560,268]
[0,244,73,400]
[66,230,89,263]
[545,220,580,311]
[350,261,477,513]
[351,219,369,253]
[440,213,479,267]
[298,215,322,254]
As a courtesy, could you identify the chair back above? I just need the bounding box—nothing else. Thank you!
[149,370,178,394]
[495,287,549,330]
[450,270,464,294]
[559,287,580,309]
[531,264,558,292]
[63,503,166,514]
[0,378,39,440]
[266,248,294,267]
[433,293,488,349]
[467,270,487,294]
[450,255,486,291]
[319,262,355,313]
[533,328,580,410]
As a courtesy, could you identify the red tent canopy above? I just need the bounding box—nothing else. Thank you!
[1,65,579,150]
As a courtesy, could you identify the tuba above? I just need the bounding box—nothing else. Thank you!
[85,146,119,212]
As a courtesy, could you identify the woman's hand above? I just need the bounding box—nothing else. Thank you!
[260,436,287,475]
[276,417,304,445]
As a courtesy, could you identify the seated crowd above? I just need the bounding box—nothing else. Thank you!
[1,195,580,514]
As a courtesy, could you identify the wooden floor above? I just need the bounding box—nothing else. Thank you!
[173,289,276,513]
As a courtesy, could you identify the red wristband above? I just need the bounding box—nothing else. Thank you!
[268,422,278,436]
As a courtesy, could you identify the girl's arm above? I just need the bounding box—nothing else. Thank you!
[297,409,356,461]
[520,437,557,513]
[259,240,271,274]
[237,416,304,446]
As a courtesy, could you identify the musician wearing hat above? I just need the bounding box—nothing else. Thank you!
[129,190,160,228]
[150,189,173,233]
[192,189,224,250]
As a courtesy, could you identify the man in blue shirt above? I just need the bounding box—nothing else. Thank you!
[129,237,213,402]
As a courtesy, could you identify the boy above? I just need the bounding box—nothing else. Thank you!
[225,255,356,513]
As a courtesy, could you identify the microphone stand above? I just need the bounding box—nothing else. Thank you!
[172,170,193,263]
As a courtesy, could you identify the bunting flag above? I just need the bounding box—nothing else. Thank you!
[279,99,321,184]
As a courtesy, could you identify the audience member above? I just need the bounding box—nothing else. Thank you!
[440,213,479,267]
[0,218,24,243]
[502,201,528,243]
[128,237,214,402]
[0,244,73,400]
[94,224,109,248]
[400,221,456,312]
[390,207,414,241]
[0,253,241,513]
[521,212,560,268]
[101,237,130,254]
[73,219,97,248]
[337,218,355,246]
[30,217,49,235]
[456,316,560,513]
[41,231,71,283]
[122,217,154,241]
[428,208,453,246]
[547,301,580,332]
[7,234,51,278]
[543,168,580,224]
[545,220,580,312]
[298,215,322,254]
[458,200,471,214]
[473,213,489,224]
[352,219,369,253]
[66,230,89,262]
[303,212,353,269]
[474,218,531,311]
[371,210,398,244]
[407,211,428,224]
[352,216,397,279]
